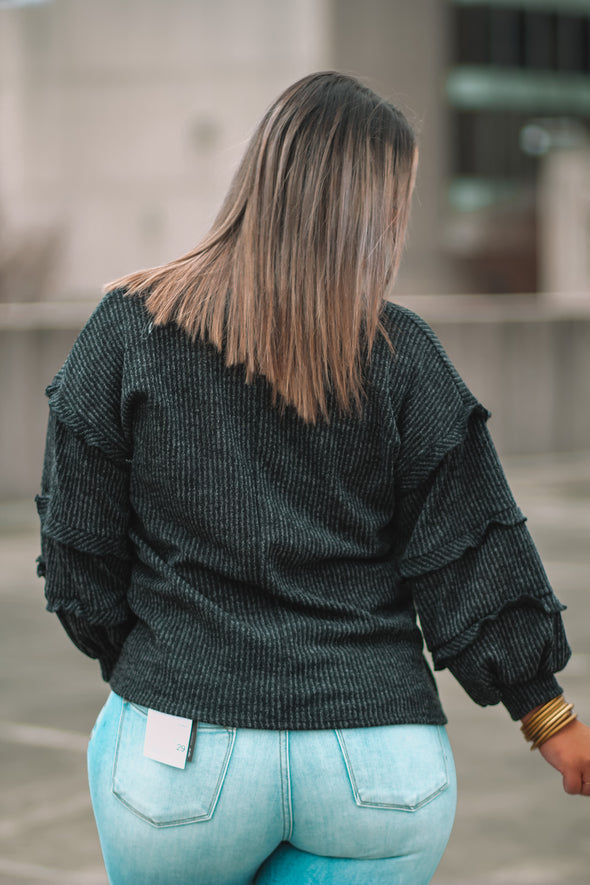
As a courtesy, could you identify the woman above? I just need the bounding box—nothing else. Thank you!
[35,71,590,885]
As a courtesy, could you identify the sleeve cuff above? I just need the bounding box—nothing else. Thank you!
[501,675,564,721]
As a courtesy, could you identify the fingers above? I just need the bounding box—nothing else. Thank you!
[563,772,590,795]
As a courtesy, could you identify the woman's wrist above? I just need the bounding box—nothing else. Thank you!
[520,695,577,750]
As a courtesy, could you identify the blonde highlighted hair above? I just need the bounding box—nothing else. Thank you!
[107,71,418,424]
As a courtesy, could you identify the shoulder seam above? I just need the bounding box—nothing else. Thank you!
[382,301,479,408]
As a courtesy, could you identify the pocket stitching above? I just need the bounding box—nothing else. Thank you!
[335,725,449,813]
[111,701,236,827]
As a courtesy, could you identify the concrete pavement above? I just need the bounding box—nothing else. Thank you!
[1,452,589,884]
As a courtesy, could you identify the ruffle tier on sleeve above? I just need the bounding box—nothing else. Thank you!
[35,290,136,679]
[391,308,571,720]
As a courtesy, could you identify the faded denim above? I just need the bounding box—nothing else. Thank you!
[88,692,456,884]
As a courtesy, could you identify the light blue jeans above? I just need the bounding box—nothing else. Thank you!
[87,692,456,885]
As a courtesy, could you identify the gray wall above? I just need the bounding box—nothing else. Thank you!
[1,304,87,501]
[0,0,331,301]
[429,313,590,455]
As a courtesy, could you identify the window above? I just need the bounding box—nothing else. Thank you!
[453,2,590,73]
[449,1,590,186]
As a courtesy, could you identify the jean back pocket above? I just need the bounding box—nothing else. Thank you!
[112,701,236,827]
[335,724,450,812]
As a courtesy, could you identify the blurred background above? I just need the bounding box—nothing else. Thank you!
[0,1,589,883]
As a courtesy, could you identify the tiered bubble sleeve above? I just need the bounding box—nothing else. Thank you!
[388,315,570,718]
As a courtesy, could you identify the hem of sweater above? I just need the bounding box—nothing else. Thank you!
[108,675,448,730]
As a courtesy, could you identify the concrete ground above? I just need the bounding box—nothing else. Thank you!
[1,452,589,885]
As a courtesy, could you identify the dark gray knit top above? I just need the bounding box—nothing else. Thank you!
[35,289,570,728]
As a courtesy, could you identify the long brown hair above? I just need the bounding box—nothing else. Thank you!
[107,71,418,424]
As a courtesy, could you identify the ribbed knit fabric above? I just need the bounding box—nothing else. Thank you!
[35,289,571,728]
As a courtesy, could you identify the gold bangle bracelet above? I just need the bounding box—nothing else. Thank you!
[521,697,568,737]
[539,713,577,745]
[520,696,565,736]
[532,713,576,749]
[529,708,574,747]
[523,704,574,744]
[521,696,576,748]
[531,713,577,750]
[534,704,573,741]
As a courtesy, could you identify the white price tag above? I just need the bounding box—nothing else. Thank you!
[143,708,193,769]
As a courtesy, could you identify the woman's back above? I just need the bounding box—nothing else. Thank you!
[39,287,556,731]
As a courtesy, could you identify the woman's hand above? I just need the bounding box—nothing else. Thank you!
[525,716,590,796]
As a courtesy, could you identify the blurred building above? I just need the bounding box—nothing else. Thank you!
[445,0,590,297]
[0,0,332,301]
[1,0,589,300]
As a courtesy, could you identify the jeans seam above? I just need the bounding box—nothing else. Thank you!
[279,730,293,841]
